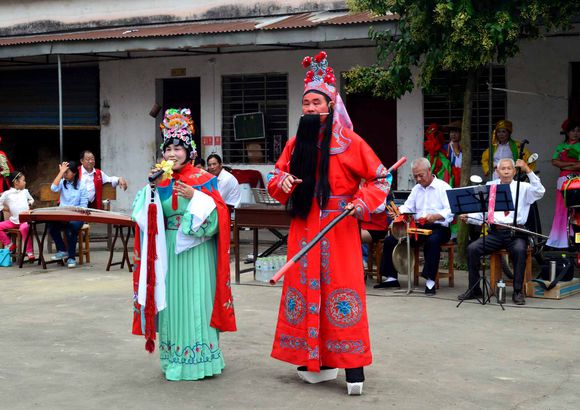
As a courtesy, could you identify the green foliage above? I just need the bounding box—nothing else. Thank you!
[345,0,580,98]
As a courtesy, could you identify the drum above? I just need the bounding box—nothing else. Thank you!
[562,177,580,208]
[390,219,407,240]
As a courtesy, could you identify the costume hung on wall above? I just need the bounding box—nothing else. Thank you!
[441,120,462,188]
[481,120,535,179]
[132,108,236,381]
[0,137,15,193]
[268,52,390,373]
[424,123,454,187]
[547,119,580,248]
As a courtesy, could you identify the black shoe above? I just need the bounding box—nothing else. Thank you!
[374,280,400,289]
[457,289,483,301]
[512,291,526,305]
[425,286,436,296]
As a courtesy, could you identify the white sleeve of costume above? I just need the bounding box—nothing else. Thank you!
[175,189,217,255]
[134,185,167,312]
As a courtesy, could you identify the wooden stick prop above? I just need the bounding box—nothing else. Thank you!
[269,156,407,285]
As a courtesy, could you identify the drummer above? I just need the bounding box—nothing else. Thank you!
[375,158,453,295]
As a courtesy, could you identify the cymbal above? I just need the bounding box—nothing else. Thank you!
[392,241,415,275]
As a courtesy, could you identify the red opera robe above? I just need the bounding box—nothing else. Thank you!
[268,125,390,371]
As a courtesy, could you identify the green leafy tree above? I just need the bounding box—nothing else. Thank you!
[346,0,580,263]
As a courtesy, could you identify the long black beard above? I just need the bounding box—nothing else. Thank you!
[287,113,332,219]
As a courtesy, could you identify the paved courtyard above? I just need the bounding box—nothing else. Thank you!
[1,244,579,409]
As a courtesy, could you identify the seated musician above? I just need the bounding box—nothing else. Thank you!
[79,150,128,209]
[458,158,545,305]
[49,161,89,269]
[375,157,453,295]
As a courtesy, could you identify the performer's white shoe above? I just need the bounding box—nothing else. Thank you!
[347,382,364,395]
[297,367,338,384]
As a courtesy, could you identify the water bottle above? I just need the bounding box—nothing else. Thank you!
[255,258,262,281]
[496,280,506,304]
[549,260,557,283]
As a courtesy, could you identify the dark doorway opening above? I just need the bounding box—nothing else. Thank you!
[346,93,398,189]
[161,78,201,156]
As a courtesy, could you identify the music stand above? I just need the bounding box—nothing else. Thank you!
[447,184,513,309]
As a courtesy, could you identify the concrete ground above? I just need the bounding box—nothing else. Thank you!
[1,240,580,410]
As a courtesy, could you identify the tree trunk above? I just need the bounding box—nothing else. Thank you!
[456,71,477,266]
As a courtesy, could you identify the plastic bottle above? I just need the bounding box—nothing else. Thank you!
[255,258,263,282]
[497,280,506,304]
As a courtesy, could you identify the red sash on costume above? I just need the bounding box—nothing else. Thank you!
[79,166,103,209]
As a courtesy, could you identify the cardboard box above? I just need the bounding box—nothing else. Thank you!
[526,278,580,299]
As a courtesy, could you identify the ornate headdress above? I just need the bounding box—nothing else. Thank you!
[302,51,352,130]
[492,119,513,145]
[423,123,445,155]
[160,108,197,158]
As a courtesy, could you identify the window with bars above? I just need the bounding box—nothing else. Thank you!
[222,73,288,163]
[423,66,507,164]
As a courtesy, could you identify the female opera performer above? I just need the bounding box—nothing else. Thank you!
[267,52,390,395]
[131,108,236,381]
[547,119,580,249]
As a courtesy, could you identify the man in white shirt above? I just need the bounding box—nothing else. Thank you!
[79,150,128,209]
[458,158,545,305]
[207,153,241,209]
[376,157,453,295]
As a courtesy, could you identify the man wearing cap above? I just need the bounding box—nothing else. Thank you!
[267,51,390,395]
[481,120,535,180]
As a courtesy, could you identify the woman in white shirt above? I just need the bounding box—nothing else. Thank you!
[0,171,35,260]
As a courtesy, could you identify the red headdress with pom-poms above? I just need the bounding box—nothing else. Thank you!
[301,51,352,130]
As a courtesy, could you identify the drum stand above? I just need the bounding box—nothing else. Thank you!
[394,217,419,295]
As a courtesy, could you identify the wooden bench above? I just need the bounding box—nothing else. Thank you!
[413,242,455,289]
[361,230,385,284]
[489,247,532,296]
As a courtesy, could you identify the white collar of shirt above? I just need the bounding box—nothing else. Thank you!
[82,166,96,176]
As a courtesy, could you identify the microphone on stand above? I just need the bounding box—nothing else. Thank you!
[148,169,164,183]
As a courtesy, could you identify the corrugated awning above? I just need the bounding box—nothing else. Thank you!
[0,11,397,47]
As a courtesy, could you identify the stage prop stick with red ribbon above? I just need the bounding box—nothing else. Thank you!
[270,156,407,285]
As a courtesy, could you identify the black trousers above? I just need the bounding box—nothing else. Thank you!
[467,229,527,292]
[380,224,451,281]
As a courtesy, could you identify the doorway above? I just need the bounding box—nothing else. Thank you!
[161,78,201,156]
[346,93,398,188]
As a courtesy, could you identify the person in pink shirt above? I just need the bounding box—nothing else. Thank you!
[0,171,34,260]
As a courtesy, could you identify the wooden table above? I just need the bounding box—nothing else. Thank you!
[18,208,135,272]
[233,204,291,284]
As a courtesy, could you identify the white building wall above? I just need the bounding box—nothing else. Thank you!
[505,32,580,232]
[396,87,424,190]
[100,47,385,211]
